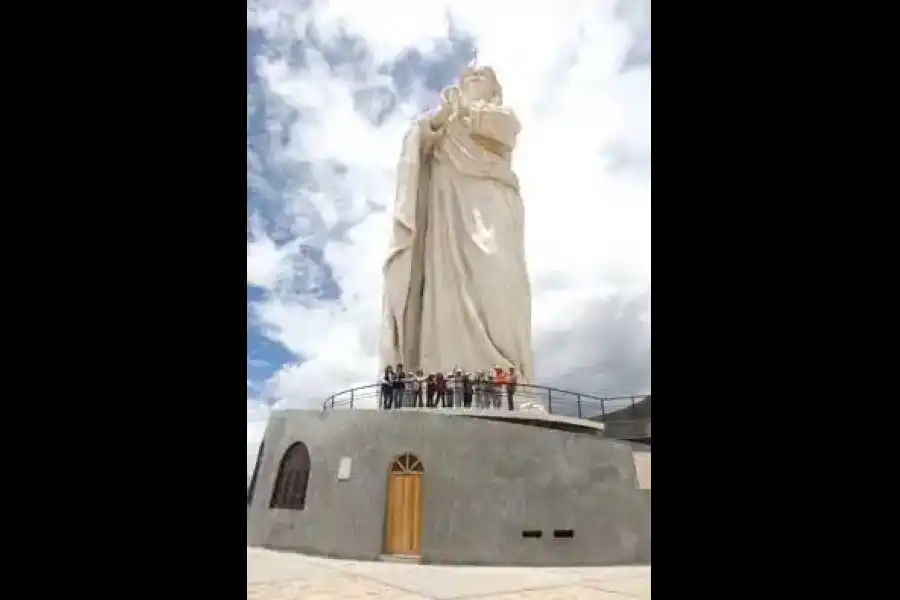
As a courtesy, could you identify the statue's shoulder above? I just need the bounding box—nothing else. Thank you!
[404,110,436,136]
[398,113,428,145]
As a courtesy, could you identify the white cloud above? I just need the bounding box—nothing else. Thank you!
[247,0,651,426]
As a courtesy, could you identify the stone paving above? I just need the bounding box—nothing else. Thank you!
[248,547,650,599]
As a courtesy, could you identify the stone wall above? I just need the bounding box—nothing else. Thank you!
[247,410,650,566]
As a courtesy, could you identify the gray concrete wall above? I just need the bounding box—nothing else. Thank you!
[247,410,650,566]
[604,417,651,440]
[589,394,650,441]
[604,394,651,422]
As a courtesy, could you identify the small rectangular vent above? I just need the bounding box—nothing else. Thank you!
[521,530,543,539]
[553,529,574,539]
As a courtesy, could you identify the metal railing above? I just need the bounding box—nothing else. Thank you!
[320,382,649,426]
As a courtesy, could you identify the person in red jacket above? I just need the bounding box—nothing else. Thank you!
[505,366,518,410]
[492,366,507,409]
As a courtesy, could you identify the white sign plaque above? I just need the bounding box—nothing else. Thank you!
[337,457,352,481]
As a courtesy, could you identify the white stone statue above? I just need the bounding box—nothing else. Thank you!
[380,65,535,384]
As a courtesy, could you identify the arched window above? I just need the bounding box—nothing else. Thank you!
[247,442,265,506]
[269,441,311,510]
[390,452,423,474]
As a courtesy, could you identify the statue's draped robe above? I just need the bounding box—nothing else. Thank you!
[380,105,534,382]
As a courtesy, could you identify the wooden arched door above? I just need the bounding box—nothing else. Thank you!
[384,453,424,556]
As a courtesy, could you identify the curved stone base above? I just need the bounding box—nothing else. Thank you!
[247,410,650,567]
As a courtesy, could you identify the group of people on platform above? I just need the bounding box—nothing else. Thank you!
[380,364,519,411]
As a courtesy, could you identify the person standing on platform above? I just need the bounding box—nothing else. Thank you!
[484,371,496,409]
[393,363,406,409]
[414,368,426,407]
[474,370,486,409]
[446,368,457,408]
[463,372,474,408]
[437,371,449,407]
[425,373,437,407]
[505,366,518,410]
[453,367,465,408]
[404,369,417,408]
[492,366,507,408]
[381,365,395,409]
[494,367,507,408]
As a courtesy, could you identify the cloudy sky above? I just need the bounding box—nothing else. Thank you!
[247,0,651,476]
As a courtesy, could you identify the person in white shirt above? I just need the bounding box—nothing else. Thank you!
[453,368,465,408]
[445,369,456,408]
[474,370,486,409]
[403,372,417,408]
[413,368,425,407]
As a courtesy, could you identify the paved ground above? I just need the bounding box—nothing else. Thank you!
[248,547,650,599]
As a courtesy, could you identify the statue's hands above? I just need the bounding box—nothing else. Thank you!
[440,85,459,110]
[431,86,459,130]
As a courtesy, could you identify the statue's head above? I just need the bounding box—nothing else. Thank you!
[458,65,502,106]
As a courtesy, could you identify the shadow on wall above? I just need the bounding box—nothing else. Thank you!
[248,442,266,505]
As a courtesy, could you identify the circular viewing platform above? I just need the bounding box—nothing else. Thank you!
[321,383,651,443]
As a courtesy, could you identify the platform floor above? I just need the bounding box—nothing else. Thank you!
[248,547,650,599]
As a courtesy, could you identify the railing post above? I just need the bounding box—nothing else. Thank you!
[547,388,553,413]
[576,394,582,419]
[350,389,355,410]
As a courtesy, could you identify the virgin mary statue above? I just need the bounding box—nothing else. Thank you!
[379,65,534,382]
